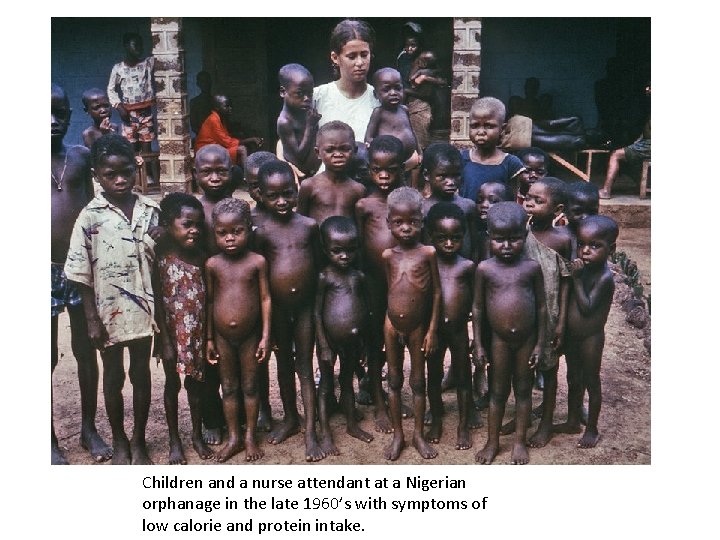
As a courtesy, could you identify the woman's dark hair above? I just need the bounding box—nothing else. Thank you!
[329,19,375,54]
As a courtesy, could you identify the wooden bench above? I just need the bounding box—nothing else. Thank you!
[639,159,651,199]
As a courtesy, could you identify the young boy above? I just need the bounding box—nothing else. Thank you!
[459,97,524,203]
[565,181,601,263]
[515,146,549,203]
[107,32,159,184]
[554,216,617,448]
[476,181,514,261]
[51,84,112,465]
[276,63,321,178]
[298,121,366,226]
[364,68,421,188]
[245,151,279,232]
[315,216,374,454]
[65,133,160,465]
[382,186,442,460]
[81,88,118,149]
[355,135,405,433]
[206,198,271,462]
[424,202,476,450]
[473,202,546,465]
[253,160,326,461]
[420,143,479,263]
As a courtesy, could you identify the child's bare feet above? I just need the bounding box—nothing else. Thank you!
[401,402,414,419]
[384,435,405,461]
[474,393,489,410]
[455,428,472,450]
[356,388,373,405]
[112,438,132,465]
[168,437,187,465]
[427,420,442,444]
[215,437,244,462]
[257,408,273,432]
[528,425,553,448]
[578,428,600,448]
[203,427,223,445]
[267,417,301,444]
[80,428,113,462]
[52,442,69,465]
[500,418,515,435]
[510,442,529,464]
[553,421,583,434]
[374,409,393,433]
[305,434,327,462]
[131,440,153,465]
[347,424,374,443]
[320,434,340,456]
[192,436,214,459]
[412,432,438,459]
[245,438,264,462]
[468,408,484,429]
[475,441,498,464]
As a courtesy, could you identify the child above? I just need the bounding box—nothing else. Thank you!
[515,146,549,203]
[253,160,326,461]
[476,181,514,261]
[565,181,600,260]
[244,151,279,232]
[81,88,118,149]
[473,202,546,465]
[420,143,479,263]
[298,121,366,226]
[276,63,321,179]
[154,193,214,464]
[382,186,442,460]
[522,177,572,448]
[459,97,524,203]
[554,215,617,448]
[51,83,111,464]
[315,216,374,454]
[355,135,406,433]
[424,202,476,450]
[206,198,271,462]
[364,68,421,187]
[65,133,160,465]
[107,32,159,184]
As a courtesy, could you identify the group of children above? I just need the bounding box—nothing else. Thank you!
[52,64,618,464]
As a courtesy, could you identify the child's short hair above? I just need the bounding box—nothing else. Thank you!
[211,197,251,226]
[567,180,600,203]
[577,215,619,244]
[422,142,462,173]
[194,144,231,167]
[471,96,507,122]
[516,146,549,165]
[368,135,404,161]
[425,202,467,233]
[159,192,205,226]
[487,201,528,233]
[81,88,107,108]
[387,186,423,213]
[329,19,375,54]
[122,32,142,45]
[257,160,295,191]
[318,120,355,143]
[278,63,313,87]
[372,67,401,86]
[534,176,567,206]
[320,215,358,245]
[245,151,278,175]
[478,181,514,202]
[91,133,135,168]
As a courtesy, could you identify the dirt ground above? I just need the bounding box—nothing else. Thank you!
[52,228,650,466]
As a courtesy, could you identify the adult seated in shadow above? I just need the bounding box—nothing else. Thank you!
[189,71,213,138]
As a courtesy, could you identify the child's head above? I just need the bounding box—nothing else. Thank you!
[211,197,252,256]
[90,133,136,197]
[469,97,506,152]
[426,202,467,259]
[194,144,233,199]
[244,151,278,204]
[476,181,513,221]
[524,176,567,223]
[386,186,424,244]
[401,21,422,56]
[403,35,420,57]
[329,19,375,82]
[516,147,549,196]
[372,68,403,109]
[422,143,463,199]
[81,88,111,124]
[51,83,71,145]
[159,192,205,252]
[575,215,618,266]
[279,63,314,112]
[565,181,600,230]
[486,202,528,262]
[316,121,355,174]
[368,135,404,193]
[196,71,212,94]
[122,32,143,59]
[349,143,371,186]
[258,160,297,218]
[320,216,360,270]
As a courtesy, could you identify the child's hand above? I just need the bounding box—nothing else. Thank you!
[421,331,437,357]
[100,117,114,133]
[87,316,109,351]
[206,340,219,365]
[117,103,130,123]
[255,337,269,363]
[308,108,322,126]
[570,258,585,277]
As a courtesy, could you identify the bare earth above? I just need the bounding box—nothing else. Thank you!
[52,228,650,466]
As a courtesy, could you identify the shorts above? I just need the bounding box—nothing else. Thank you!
[51,263,82,317]
[121,106,155,144]
[624,138,651,162]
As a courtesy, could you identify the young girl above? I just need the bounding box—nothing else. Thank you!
[154,192,214,464]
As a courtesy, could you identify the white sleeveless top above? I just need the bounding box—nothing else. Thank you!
[314,81,380,142]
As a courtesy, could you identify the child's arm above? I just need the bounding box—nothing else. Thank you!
[256,256,272,363]
[422,247,442,357]
[471,265,487,367]
[553,275,570,350]
[363,107,381,146]
[313,272,332,366]
[467,204,480,264]
[569,261,614,315]
[530,264,548,368]
[204,261,219,364]
[296,178,313,217]
[75,282,108,350]
[277,111,320,166]
[151,261,175,365]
